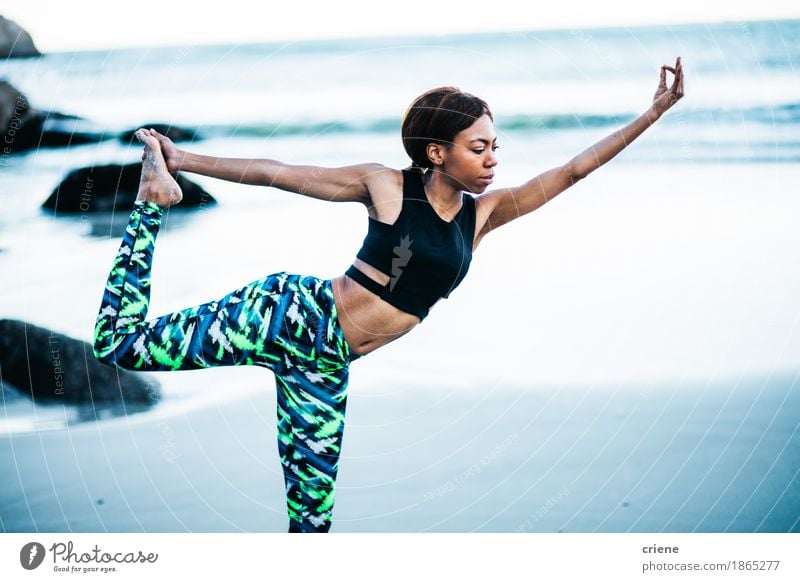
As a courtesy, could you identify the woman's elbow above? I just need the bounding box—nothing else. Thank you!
[563,161,588,185]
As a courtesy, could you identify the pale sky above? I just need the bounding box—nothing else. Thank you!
[2,0,798,52]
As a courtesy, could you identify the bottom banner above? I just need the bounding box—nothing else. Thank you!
[1,533,797,581]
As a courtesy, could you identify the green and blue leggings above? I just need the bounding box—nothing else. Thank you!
[93,200,362,533]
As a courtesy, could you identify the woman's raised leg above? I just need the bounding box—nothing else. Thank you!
[92,129,285,372]
[92,197,289,371]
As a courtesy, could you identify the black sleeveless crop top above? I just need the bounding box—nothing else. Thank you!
[345,168,476,321]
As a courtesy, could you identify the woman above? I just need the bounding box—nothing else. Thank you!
[93,57,684,533]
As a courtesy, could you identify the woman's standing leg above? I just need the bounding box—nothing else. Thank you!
[273,276,358,532]
[276,364,350,532]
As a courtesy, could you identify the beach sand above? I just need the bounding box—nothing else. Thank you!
[2,371,797,533]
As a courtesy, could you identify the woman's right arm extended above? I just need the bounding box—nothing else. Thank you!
[149,129,377,204]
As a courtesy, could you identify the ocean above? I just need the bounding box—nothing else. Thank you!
[1,18,799,430]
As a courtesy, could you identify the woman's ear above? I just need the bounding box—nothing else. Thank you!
[426,143,446,167]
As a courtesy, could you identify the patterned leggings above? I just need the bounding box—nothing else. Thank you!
[92,200,362,533]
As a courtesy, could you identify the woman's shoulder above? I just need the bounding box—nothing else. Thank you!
[362,165,404,199]
[360,166,407,222]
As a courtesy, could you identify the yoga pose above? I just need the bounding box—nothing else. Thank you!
[93,57,684,532]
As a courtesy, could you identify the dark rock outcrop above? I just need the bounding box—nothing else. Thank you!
[0,81,109,153]
[42,163,217,214]
[0,16,40,58]
[0,319,160,407]
[0,80,37,149]
[1,81,204,154]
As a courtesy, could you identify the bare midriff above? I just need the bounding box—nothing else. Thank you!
[330,257,424,357]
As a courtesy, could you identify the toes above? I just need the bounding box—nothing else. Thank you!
[135,128,161,149]
[135,130,155,154]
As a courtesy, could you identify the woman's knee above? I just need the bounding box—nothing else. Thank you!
[93,333,114,365]
[93,333,137,371]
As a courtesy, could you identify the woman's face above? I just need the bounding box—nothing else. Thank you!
[438,114,498,193]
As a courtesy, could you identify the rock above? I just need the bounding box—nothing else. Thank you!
[0,81,109,153]
[0,319,160,407]
[0,81,37,150]
[1,81,202,154]
[0,16,41,58]
[42,163,217,214]
[118,124,198,144]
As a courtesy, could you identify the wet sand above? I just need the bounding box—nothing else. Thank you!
[2,371,798,533]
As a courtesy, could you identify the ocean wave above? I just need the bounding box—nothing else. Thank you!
[195,103,800,139]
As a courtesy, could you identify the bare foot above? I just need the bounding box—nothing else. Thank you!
[135,128,183,208]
